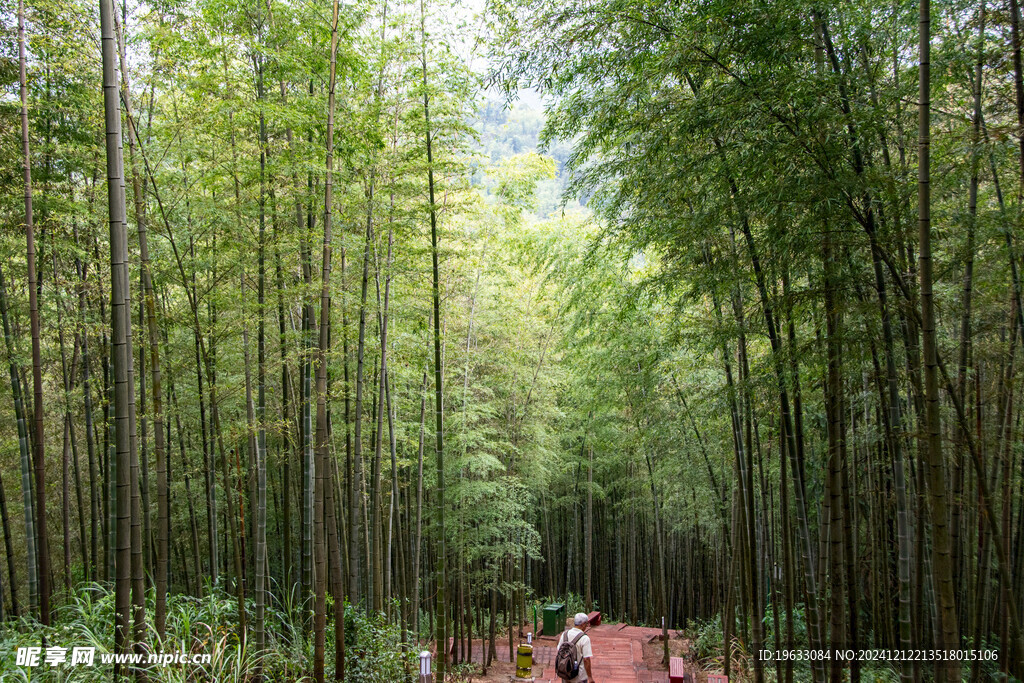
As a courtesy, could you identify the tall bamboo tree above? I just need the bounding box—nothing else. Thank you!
[19,0,50,626]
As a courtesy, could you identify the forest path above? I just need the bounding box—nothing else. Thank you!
[470,622,685,682]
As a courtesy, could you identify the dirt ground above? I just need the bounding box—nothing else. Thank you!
[642,635,709,680]
[641,633,690,671]
[463,659,512,681]
[446,658,533,682]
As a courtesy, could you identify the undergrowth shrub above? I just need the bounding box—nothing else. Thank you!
[340,600,417,682]
[0,582,308,681]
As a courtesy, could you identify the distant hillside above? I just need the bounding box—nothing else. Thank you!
[474,96,583,218]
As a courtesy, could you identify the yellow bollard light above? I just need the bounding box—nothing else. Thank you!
[515,633,534,679]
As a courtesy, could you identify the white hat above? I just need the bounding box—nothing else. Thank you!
[574,613,589,627]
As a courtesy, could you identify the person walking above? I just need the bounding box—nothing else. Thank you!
[554,612,595,682]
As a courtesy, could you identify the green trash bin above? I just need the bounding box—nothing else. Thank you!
[542,603,565,635]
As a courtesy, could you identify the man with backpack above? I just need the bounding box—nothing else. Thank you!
[554,613,595,682]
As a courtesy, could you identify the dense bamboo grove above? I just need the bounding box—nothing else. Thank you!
[2,0,1024,680]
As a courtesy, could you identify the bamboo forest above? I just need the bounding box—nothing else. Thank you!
[4,0,1024,680]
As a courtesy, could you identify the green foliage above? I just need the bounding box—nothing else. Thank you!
[0,583,306,681]
[492,152,555,211]
[537,591,589,620]
[341,601,416,682]
[761,603,809,651]
[6,0,1024,674]
[691,617,725,661]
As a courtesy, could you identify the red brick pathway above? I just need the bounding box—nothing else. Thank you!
[471,622,681,682]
